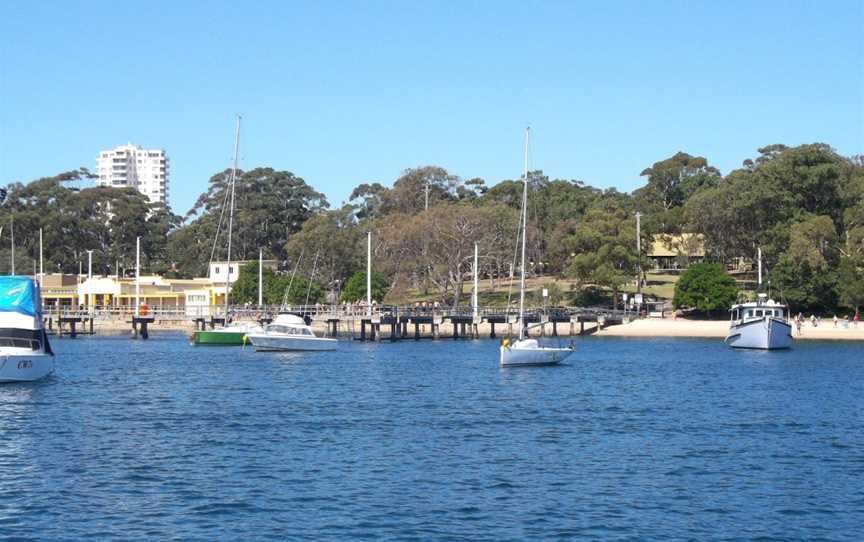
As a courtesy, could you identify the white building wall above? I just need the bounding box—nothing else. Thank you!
[96,144,170,205]
[209,261,241,285]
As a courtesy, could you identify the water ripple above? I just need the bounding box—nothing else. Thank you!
[0,334,862,540]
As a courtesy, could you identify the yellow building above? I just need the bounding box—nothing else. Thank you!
[40,274,215,316]
[40,274,81,309]
[647,233,706,270]
[38,258,277,314]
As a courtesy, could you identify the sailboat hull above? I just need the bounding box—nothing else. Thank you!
[0,353,54,383]
[500,344,574,367]
[193,330,247,346]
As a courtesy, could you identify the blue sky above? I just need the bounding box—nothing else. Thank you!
[1,1,861,215]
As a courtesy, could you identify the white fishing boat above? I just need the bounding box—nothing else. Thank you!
[0,276,54,383]
[725,294,793,350]
[500,128,574,367]
[245,313,337,351]
[724,248,792,350]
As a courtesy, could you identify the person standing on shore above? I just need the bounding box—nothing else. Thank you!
[833,315,838,328]
[796,316,802,336]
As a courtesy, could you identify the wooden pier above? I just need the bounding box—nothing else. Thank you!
[45,313,96,337]
[40,304,631,342]
[337,306,627,342]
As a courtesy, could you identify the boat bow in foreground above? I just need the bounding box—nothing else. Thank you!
[0,276,54,383]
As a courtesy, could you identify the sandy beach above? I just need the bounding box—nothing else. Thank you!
[599,317,864,341]
[70,315,864,342]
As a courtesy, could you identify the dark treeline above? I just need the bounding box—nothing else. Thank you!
[1,143,862,312]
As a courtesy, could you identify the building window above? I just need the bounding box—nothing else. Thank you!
[215,266,220,274]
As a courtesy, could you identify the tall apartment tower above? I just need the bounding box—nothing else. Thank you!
[96,144,170,205]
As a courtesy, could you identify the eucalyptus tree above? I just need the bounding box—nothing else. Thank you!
[374,202,519,306]
[378,166,460,215]
[634,151,721,235]
[563,198,638,310]
[175,167,328,276]
[0,169,177,275]
[284,206,365,290]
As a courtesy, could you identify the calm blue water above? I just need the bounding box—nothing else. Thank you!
[1,334,862,541]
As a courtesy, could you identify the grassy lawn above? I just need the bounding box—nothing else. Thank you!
[621,272,679,300]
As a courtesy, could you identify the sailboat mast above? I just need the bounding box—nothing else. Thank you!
[10,217,14,275]
[258,248,263,307]
[757,247,762,288]
[224,115,241,321]
[135,236,140,311]
[39,228,43,284]
[518,127,530,340]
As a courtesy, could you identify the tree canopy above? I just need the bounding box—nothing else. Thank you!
[4,142,861,313]
[341,271,389,303]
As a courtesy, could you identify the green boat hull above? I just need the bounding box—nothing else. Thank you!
[193,330,247,346]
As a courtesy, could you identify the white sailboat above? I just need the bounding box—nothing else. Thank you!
[500,128,574,367]
[0,276,54,383]
[193,116,262,345]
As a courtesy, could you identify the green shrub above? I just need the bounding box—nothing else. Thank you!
[673,263,738,314]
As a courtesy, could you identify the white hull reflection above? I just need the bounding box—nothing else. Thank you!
[248,335,336,352]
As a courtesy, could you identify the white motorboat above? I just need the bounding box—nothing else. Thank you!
[0,276,54,383]
[725,294,793,350]
[499,128,574,367]
[245,313,337,351]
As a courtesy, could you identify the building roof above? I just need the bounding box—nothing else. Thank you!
[648,233,705,258]
[210,259,278,266]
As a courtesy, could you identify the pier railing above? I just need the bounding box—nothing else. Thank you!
[43,304,632,323]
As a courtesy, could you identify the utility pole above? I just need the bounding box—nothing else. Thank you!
[366,231,372,316]
[86,249,93,309]
[424,181,429,211]
[258,249,263,307]
[473,242,479,320]
[135,236,141,312]
[635,212,642,293]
